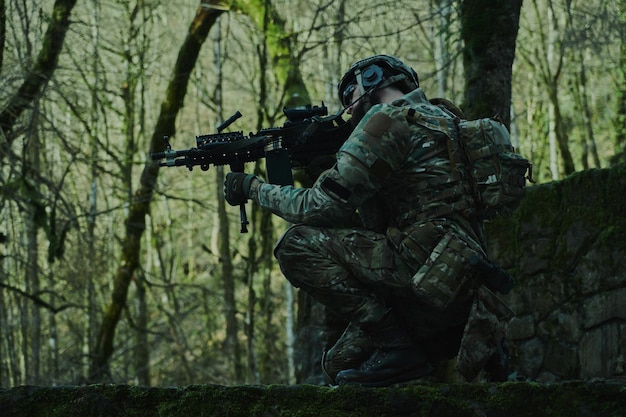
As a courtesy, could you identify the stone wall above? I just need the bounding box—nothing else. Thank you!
[485,164,626,382]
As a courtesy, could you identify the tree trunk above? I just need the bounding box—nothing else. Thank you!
[0,0,77,160]
[571,55,601,170]
[564,0,601,170]
[434,0,454,98]
[460,0,522,126]
[24,114,42,385]
[547,75,576,178]
[88,4,223,382]
[613,0,626,166]
[232,0,311,107]
[134,272,150,385]
[0,235,7,386]
[545,2,575,177]
[0,0,5,70]
[212,20,244,383]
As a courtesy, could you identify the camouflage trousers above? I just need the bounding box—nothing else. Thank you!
[274,224,475,380]
[274,224,402,327]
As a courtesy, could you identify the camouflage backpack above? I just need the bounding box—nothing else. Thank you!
[408,98,534,221]
[454,116,533,220]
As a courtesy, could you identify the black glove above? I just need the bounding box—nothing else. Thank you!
[224,172,256,206]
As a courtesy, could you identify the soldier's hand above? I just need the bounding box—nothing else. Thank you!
[224,172,257,206]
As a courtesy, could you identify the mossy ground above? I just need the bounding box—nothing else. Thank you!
[1,381,624,417]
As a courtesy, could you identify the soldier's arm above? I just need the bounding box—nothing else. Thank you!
[251,104,410,225]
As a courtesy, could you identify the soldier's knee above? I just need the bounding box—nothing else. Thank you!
[274,224,327,288]
[274,224,317,261]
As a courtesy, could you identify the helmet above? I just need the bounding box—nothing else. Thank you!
[338,55,419,107]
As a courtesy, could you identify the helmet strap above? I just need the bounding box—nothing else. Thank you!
[354,68,374,111]
[377,73,408,90]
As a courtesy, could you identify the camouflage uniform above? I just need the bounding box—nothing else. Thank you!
[250,88,504,382]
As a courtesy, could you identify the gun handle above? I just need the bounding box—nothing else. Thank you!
[229,161,250,233]
[239,204,249,233]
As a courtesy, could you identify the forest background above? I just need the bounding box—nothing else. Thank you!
[1,0,624,387]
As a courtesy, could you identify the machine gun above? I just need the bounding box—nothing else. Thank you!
[151,103,353,232]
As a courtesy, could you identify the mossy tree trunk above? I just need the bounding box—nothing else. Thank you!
[613,0,626,166]
[231,0,311,108]
[0,0,77,162]
[88,3,224,383]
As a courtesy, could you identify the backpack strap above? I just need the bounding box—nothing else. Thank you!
[402,108,452,136]
[429,97,466,119]
[402,107,461,167]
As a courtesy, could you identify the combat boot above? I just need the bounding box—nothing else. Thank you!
[335,314,433,387]
[322,322,375,385]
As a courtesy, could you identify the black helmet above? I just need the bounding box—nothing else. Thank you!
[338,55,419,107]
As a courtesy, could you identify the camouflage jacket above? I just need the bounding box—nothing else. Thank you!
[251,88,483,244]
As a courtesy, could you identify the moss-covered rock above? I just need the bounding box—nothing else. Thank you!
[1,381,624,417]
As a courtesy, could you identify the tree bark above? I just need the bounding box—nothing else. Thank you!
[88,3,224,382]
[460,0,522,126]
[232,0,311,107]
[613,0,626,166]
[0,0,77,160]
[0,0,5,71]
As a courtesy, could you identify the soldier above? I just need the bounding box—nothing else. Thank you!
[224,55,510,386]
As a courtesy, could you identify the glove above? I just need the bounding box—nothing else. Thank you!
[224,172,257,206]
